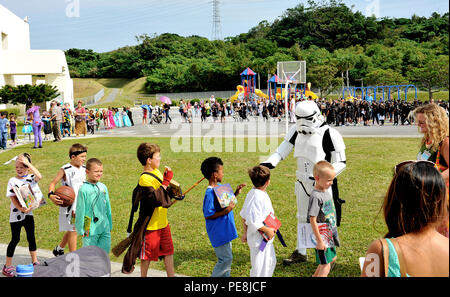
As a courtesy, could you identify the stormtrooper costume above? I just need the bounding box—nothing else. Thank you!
[260,100,346,263]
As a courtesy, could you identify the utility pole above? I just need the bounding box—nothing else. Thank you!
[211,0,222,41]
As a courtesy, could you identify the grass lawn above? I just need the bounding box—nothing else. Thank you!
[0,137,420,277]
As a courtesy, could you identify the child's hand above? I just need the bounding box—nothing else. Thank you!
[21,206,31,214]
[162,167,174,187]
[316,241,326,251]
[234,183,246,196]
[228,201,236,209]
[265,228,276,240]
[17,155,30,167]
[49,193,64,206]
[241,232,247,243]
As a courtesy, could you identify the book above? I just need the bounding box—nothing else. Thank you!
[259,213,285,251]
[12,183,44,211]
[260,212,281,241]
[213,184,237,208]
[297,223,336,249]
[83,216,91,237]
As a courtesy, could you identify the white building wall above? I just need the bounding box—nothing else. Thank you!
[0,4,74,110]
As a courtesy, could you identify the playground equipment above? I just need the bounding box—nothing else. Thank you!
[255,88,268,99]
[240,67,257,97]
[304,82,318,100]
[230,85,245,102]
[342,84,418,102]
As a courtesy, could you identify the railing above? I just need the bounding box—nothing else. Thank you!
[77,88,105,106]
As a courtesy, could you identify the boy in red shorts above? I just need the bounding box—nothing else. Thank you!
[137,143,176,277]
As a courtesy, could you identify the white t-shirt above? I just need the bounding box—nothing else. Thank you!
[61,163,86,213]
[240,188,275,248]
[6,175,42,223]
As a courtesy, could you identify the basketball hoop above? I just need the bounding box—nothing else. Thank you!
[277,61,306,133]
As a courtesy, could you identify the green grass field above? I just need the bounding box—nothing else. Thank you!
[0,137,420,276]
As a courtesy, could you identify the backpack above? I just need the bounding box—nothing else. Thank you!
[126,172,163,234]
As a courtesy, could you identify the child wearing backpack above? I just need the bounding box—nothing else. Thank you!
[113,143,177,276]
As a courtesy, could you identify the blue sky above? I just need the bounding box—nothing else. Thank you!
[1,0,448,52]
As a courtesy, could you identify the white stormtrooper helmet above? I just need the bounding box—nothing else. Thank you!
[295,100,325,134]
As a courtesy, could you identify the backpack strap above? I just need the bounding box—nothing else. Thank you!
[141,171,163,185]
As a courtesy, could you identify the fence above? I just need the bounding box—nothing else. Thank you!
[77,88,105,106]
[155,89,269,101]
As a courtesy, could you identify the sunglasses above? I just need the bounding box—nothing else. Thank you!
[394,160,436,174]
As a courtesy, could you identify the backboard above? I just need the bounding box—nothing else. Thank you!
[277,61,306,84]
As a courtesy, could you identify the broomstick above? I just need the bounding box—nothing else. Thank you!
[112,177,205,257]
[177,177,205,200]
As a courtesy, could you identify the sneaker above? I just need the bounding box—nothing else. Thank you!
[52,246,64,257]
[2,265,15,277]
[283,250,307,266]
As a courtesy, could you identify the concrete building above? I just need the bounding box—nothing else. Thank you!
[0,4,74,110]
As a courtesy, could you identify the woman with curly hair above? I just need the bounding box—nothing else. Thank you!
[414,103,449,237]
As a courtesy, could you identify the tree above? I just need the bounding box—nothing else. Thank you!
[365,69,408,86]
[0,84,59,105]
[407,54,449,100]
[307,64,343,98]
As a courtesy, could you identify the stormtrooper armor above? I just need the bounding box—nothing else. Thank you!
[261,100,346,262]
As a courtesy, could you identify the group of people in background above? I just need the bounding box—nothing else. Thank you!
[0,100,135,150]
[154,95,449,127]
[319,97,450,127]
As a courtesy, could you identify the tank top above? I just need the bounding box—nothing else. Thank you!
[61,163,86,212]
[385,238,410,277]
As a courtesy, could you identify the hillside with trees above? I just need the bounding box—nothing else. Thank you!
[65,0,449,99]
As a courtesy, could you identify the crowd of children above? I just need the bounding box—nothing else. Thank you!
[0,104,135,150]
[2,139,449,277]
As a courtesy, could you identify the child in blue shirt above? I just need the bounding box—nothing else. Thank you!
[0,111,9,150]
[201,157,245,277]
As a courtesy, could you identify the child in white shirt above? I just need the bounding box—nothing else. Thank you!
[240,165,277,277]
[3,153,43,277]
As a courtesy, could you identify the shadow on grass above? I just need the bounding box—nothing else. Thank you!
[170,247,361,277]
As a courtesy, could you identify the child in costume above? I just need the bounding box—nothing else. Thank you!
[107,107,116,129]
[201,157,246,277]
[240,165,277,277]
[122,107,132,127]
[308,161,340,277]
[0,111,9,149]
[8,114,17,146]
[116,143,176,276]
[48,143,87,256]
[26,104,43,149]
[41,112,52,141]
[75,158,112,254]
[3,153,43,277]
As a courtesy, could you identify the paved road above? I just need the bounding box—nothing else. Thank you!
[0,243,184,277]
[95,107,421,139]
[103,88,120,103]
